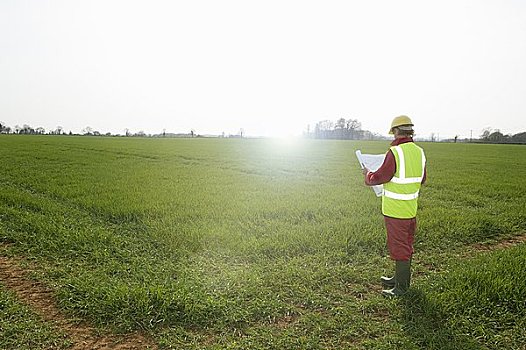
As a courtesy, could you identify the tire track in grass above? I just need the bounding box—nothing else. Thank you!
[0,252,157,350]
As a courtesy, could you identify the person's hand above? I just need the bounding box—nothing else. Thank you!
[362,167,369,176]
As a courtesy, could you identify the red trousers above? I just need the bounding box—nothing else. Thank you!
[384,216,416,261]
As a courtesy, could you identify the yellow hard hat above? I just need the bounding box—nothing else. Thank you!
[389,115,414,134]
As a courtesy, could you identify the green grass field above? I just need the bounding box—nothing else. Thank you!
[1,135,525,349]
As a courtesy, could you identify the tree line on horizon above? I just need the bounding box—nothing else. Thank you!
[0,123,78,136]
[2,119,381,140]
[478,127,526,144]
[1,120,525,144]
[306,118,386,140]
[0,122,189,138]
[0,122,248,138]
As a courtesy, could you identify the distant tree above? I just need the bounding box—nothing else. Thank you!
[82,126,93,135]
[55,126,63,135]
[314,123,321,138]
[335,118,346,139]
[480,127,492,140]
[361,130,373,140]
[21,124,35,134]
[345,119,361,139]
[125,128,130,137]
[511,132,526,143]
[488,130,505,142]
[35,127,46,135]
[311,118,381,140]
[362,130,383,140]
[0,121,9,134]
[315,120,334,139]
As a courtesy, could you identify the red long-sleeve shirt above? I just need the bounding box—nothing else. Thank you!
[365,137,427,186]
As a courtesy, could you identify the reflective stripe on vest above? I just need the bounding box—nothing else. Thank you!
[383,189,420,201]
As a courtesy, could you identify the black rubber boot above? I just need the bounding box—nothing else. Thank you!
[380,275,395,288]
[382,260,411,297]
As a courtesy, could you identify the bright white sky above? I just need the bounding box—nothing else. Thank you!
[1,0,525,138]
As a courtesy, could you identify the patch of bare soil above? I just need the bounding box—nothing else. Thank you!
[471,232,526,252]
[0,254,157,350]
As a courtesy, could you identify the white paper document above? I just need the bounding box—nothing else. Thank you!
[355,150,385,197]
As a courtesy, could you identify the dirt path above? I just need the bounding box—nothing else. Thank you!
[0,253,157,350]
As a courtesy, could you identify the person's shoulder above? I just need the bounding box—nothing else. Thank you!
[412,142,425,152]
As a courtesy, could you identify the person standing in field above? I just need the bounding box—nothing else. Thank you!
[363,115,427,297]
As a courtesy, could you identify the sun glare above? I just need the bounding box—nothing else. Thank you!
[269,134,304,152]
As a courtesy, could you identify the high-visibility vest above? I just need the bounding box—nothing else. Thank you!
[382,142,426,219]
